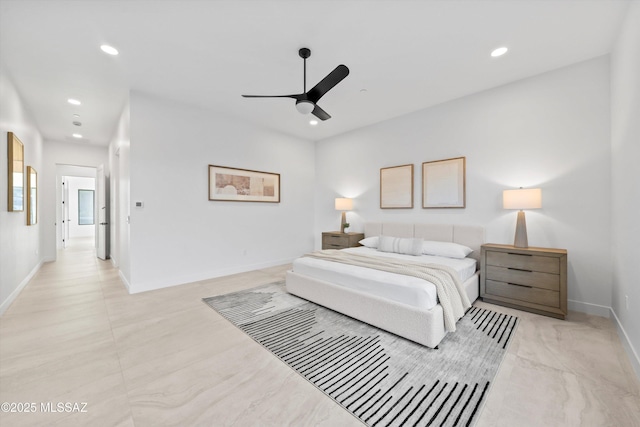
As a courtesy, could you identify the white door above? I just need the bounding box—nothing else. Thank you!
[96,165,108,260]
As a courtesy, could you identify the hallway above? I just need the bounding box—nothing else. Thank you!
[0,238,133,425]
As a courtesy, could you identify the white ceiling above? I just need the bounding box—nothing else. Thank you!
[0,0,631,146]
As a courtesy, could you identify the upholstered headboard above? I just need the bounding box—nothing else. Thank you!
[363,222,485,262]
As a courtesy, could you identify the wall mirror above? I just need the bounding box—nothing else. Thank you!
[7,132,24,212]
[27,166,37,225]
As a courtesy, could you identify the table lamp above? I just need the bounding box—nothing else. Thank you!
[335,198,353,233]
[503,188,542,248]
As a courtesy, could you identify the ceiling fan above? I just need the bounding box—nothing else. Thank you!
[242,47,349,121]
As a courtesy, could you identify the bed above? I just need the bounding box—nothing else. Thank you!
[285,222,484,348]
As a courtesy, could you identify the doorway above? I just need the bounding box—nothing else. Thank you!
[62,176,96,246]
[55,164,108,260]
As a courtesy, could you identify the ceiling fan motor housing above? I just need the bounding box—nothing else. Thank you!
[299,48,311,59]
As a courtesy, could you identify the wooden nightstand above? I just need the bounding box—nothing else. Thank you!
[321,232,365,250]
[480,244,568,319]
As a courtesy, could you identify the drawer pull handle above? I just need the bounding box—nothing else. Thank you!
[508,283,532,288]
[508,267,533,273]
[507,252,532,257]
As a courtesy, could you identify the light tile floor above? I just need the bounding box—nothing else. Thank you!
[1,238,639,426]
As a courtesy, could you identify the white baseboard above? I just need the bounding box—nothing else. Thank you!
[118,270,131,292]
[610,308,640,380]
[567,299,611,318]
[0,260,43,316]
[569,299,640,381]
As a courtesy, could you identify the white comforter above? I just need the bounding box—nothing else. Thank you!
[292,247,476,312]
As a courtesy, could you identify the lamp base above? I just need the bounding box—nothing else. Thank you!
[514,210,528,248]
[340,211,347,233]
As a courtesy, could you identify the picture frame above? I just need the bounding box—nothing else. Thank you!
[380,164,414,209]
[208,165,280,203]
[26,166,37,225]
[7,132,24,212]
[422,156,466,208]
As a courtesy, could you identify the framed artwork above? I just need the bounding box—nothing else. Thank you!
[422,157,466,208]
[7,132,24,212]
[78,189,95,225]
[208,165,280,203]
[380,164,414,209]
[26,166,37,225]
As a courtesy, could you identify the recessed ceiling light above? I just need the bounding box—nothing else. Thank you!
[491,47,508,57]
[67,98,81,106]
[73,114,80,118]
[309,120,318,126]
[100,44,119,56]
[72,133,83,138]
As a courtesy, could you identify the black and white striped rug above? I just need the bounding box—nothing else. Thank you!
[203,282,517,427]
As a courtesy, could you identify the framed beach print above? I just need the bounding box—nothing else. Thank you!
[26,166,37,225]
[380,164,414,209]
[7,132,24,212]
[422,157,466,208]
[209,165,280,203]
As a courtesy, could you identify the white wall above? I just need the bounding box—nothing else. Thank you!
[0,70,44,313]
[127,92,315,292]
[315,56,611,313]
[41,141,108,260]
[66,176,96,238]
[611,2,640,375]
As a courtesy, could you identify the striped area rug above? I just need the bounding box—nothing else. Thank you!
[203,282,517,427]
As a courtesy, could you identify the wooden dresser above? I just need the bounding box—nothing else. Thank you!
[321,232,365,250]
[480,243,567,319]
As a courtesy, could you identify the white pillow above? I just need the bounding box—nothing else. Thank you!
[422,240,473,259]
[358,236,379,248]
[378,236,423,256]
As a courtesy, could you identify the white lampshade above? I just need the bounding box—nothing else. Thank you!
[503,188,542,210]
[335,198,353,211]
[503,188,542,248]
[295,100,315,114]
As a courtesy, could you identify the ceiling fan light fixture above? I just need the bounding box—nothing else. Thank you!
[295,100,315,115]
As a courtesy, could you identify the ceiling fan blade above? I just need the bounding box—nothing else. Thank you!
[306,64,349,103]
[312,104,331,121]
[242,94,302,99]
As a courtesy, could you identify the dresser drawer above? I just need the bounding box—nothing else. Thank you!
[485,280,560,308]
[486,251,560,274]
[322,234,348,248]
[485,265,559,291]
[321,232,364,250]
